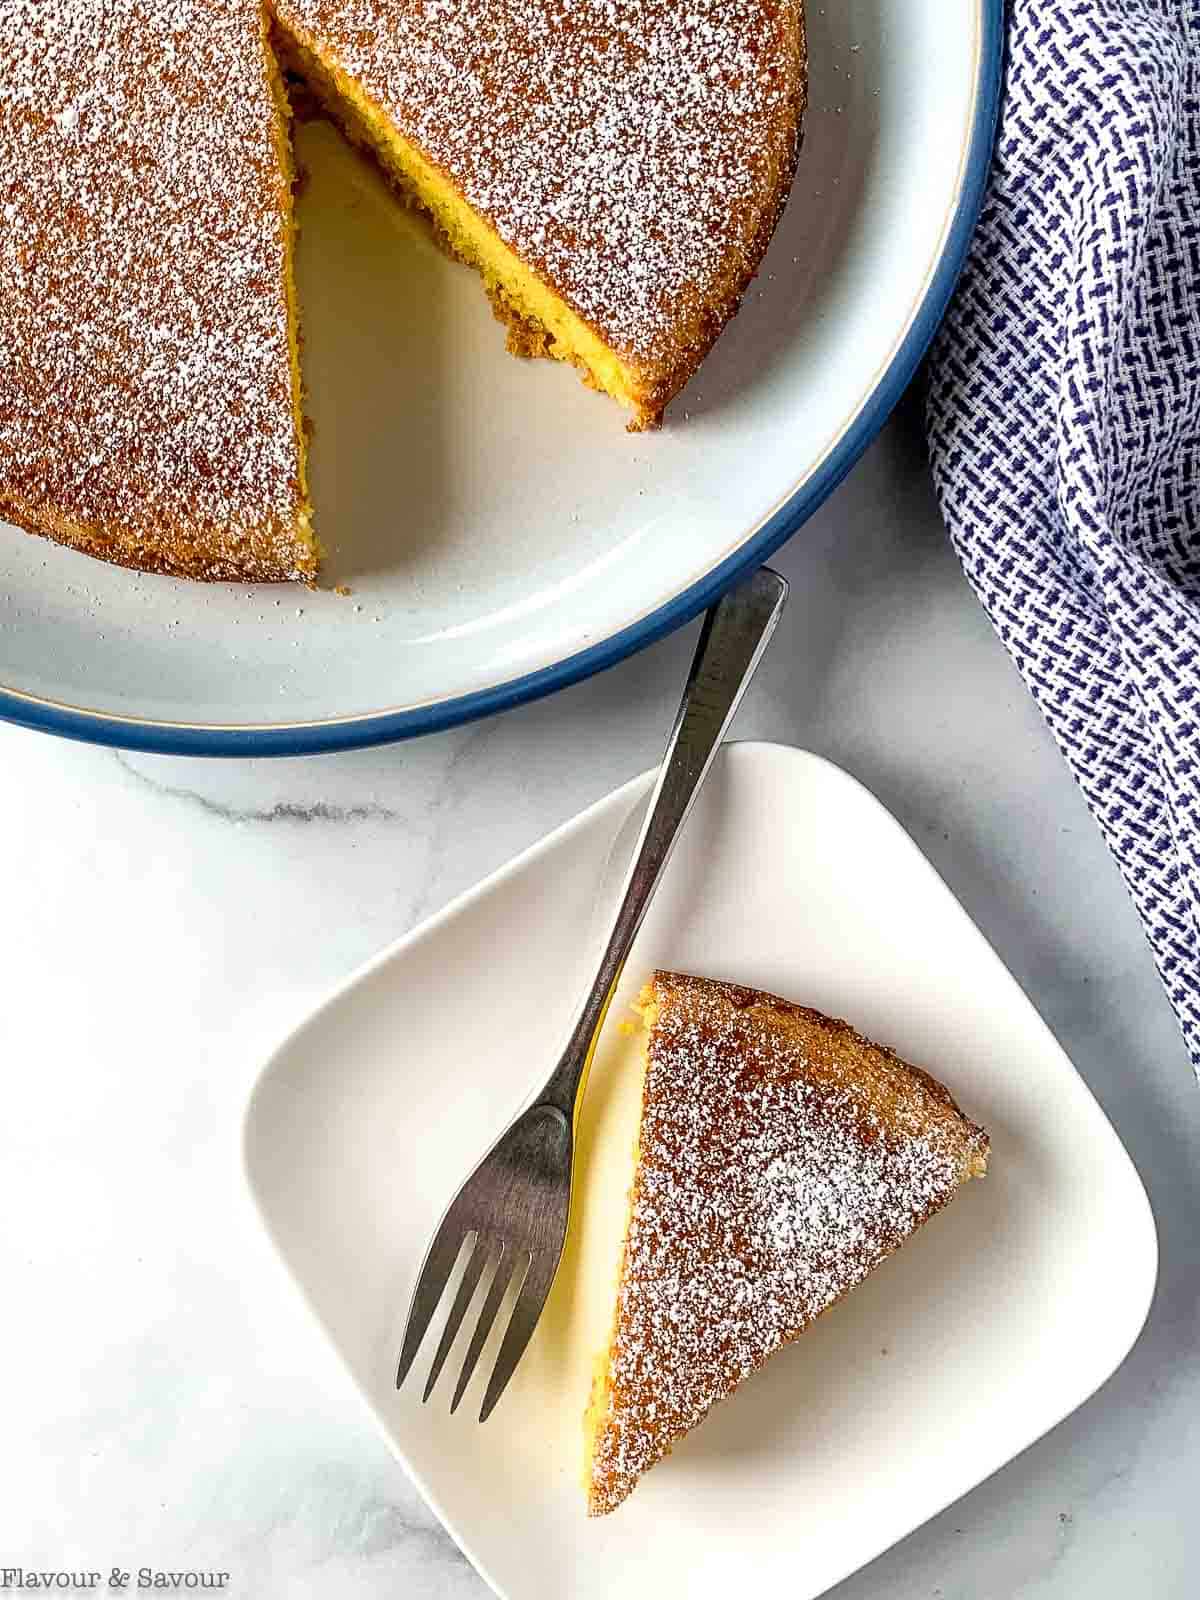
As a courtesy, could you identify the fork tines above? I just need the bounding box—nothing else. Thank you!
[396,1100,575,1422]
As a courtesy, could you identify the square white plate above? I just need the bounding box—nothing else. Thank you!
[243,742,1157,1600]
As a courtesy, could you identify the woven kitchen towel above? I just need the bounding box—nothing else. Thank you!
[927,0,1200,1071]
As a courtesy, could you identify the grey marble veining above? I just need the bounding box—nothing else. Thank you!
[2,402,1197,1599]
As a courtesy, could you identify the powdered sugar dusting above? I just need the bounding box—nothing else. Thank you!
[0,0,308,579]
[276,0,806,364]
[588,972,988,1515]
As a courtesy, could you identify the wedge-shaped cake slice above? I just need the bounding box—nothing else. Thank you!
[586,970,989,1516]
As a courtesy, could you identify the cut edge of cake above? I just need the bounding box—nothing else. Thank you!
[584,971,990,1516]
[264,17,321,584]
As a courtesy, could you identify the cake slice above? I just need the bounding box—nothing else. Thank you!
[585,971,989,1516]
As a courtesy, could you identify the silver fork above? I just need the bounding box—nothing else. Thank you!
[395,566,788,1421]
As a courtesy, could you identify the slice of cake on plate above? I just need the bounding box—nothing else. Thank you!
[586,970,989,1516]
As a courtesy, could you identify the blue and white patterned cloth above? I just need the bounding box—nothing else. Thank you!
[927,0,1200,1072]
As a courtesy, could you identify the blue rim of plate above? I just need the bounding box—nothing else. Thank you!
[0,4,1004,757]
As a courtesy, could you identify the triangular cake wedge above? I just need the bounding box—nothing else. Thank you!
[586,970,989,1516]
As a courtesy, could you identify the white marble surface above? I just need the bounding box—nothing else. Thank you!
[2,400,1197,1599]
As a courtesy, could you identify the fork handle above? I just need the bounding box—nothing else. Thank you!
[539,566,788,1121]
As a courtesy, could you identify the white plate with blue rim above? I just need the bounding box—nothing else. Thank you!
[243,743,1157,1600]
[0,3,1002,754]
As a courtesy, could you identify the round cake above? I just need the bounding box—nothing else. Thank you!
[0,0,807,581]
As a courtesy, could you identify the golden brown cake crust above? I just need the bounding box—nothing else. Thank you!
[0,0,312,582]
[275,0,808,424]
[587,970,989,1516]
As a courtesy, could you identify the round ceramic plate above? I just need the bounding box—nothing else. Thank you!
[0,1,1002,755]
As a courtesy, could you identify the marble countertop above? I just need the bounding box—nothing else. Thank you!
[3,403,1197,1599]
